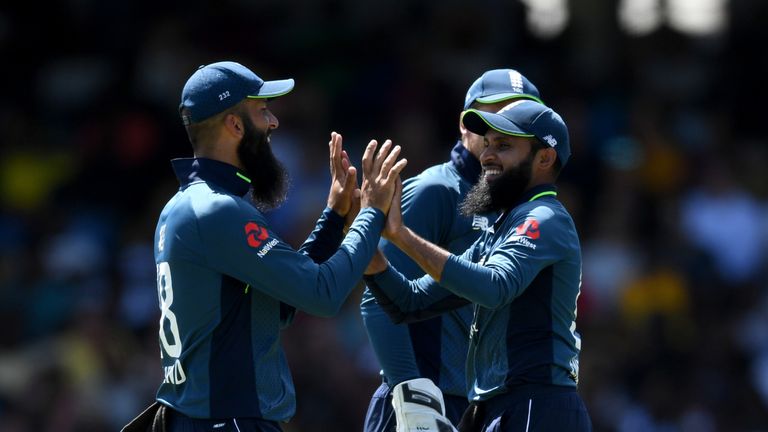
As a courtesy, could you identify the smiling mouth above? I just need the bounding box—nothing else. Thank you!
[483,167,502,181]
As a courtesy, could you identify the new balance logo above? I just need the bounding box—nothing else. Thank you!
[543,134,557,147]
[472,215,489,230]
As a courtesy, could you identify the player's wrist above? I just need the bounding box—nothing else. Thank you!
[388,226,410,249]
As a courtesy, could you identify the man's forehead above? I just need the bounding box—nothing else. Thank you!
[485,130,530,143]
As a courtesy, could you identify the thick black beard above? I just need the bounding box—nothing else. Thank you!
[237,118,290,211]
[460,155,533,217]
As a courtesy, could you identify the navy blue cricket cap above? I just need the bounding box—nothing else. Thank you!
[462,99,571,166]
[180,61,294,124]
[463,69,543,110]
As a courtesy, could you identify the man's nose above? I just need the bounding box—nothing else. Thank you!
[267,111,279,130]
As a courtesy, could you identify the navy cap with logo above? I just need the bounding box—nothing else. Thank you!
[180,61,295,124]
[463,69,543,110]
[461,100,571,166]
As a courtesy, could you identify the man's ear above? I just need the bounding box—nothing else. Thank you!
[537,147,557,170]
[459,111,468,134]
[223,113,244,139]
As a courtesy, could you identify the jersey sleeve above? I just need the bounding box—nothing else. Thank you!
[364,264,470,324]
[298,207,346,262]
[440,204,563,309]
[273,207,345,327]
[199,196,384,317]
[360,291,421,382]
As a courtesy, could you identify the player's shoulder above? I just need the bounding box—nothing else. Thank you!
[184,183,262,224]
[405,162,461,194]
[510,198,573,230]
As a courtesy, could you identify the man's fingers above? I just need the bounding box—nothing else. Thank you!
[333,132,347,175]
[394,176,403,201]
[329,132,341,175]
[379,145,401,177]
[344,166,358,191]
[385,159,409,183]
[328,134,336,175]
[372,139,393,178]
[362,140,378,179]
[341,155,350,172]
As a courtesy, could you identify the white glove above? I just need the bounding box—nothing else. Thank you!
[391,378,458,432]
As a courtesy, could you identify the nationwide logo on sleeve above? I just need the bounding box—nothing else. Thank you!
[509,218,540,249]
[515,219,540,239]
[245,222,280,257]
[245,222,269,247]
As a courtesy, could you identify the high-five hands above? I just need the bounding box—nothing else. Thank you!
[382,177,404,241]
[326,131,359,220]
[360,139,408,214]
[364,177,405,275]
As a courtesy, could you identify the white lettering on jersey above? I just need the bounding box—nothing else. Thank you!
[163,358,187,385]
[158,224,166,252]
[507,235,537,250]
[257,238,280,258]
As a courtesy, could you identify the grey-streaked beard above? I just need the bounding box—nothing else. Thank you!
[460,155,533,217]
[237,117,290,211]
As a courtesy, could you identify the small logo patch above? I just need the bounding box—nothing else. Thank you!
[472,215,489,231]
[245,222,269,248]
[515,219,540,239]
[543,134,557,147]
[508,70,524,93]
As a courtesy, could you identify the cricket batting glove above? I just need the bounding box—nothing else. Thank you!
[391,378,458,432]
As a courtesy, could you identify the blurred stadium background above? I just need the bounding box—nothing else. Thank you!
[1,0,767,430]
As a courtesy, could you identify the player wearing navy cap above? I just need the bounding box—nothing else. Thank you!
[361,69,543,432]
[122,61,408,432]
[365,100,592,431]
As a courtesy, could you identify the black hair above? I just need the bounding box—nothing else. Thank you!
[530,136,562,177]
[180,103,247,151]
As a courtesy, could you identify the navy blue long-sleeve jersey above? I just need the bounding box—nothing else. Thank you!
[360,142,492,397]
[366,184,583,401]
[153,158,383,421]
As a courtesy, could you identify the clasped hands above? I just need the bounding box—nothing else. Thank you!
[326,131,407,243]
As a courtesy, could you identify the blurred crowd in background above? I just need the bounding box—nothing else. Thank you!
[1,0,767,430]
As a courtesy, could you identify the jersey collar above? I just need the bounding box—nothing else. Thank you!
[520,183,558,204]
[450,141,482,184]
[171,158,251,197]
[493,183,558,229]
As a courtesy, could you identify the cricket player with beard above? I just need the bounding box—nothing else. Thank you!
[365,100,592,431]
[361,69,543,432]
[124,61,407,432]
